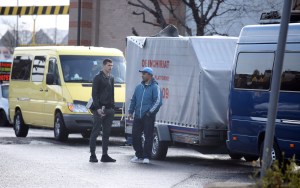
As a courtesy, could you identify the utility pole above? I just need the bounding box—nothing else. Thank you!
[16,0,19,47]
[260,0,292,178]
[77,0,81,46]
[32,15,37,45]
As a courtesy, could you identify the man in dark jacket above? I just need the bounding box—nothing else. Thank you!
[89,59,116,163]
[128,67,163,164]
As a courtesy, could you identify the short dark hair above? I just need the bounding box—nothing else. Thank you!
[103,59,112,65]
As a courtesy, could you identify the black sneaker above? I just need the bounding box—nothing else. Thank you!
[101,154,116,163]
[89,155,98,163]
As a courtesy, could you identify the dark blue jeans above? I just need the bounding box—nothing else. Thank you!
[132,114,155,159]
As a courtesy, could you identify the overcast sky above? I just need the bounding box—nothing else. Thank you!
[0,0,69,35]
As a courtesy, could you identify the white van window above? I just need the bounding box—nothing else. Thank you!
[60,55,126,83]
[234,53,274,90]
[281,53,300,92]
[48,57,61,85]
[32,56,46,82]
[11,56,32,80]
[1,85,8,98]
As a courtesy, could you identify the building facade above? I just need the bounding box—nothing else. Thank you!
[68,0,185,51]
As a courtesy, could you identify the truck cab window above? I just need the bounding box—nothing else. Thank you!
[48,57,61,85]
[234,53,274,90]
[281,53,300,92]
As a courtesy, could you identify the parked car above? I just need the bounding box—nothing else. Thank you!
[9,46,126,141]
[0,83,10,126]
[227,23,300,163]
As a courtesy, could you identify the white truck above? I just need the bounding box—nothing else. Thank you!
[125,36,237,159]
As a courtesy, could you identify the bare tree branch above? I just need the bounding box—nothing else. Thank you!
[159,0,192,35]
[128,0,168,34]
[133,11,161,27]
[128,0,282,36]
[206,0,223,24]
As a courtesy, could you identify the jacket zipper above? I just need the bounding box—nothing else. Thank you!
[140,85,146,118]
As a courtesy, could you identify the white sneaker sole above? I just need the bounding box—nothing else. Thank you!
[131,160,143,163]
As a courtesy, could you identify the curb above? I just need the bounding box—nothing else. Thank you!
[204,182,255,188]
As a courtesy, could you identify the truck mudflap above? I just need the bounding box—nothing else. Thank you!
[155,124,171,141]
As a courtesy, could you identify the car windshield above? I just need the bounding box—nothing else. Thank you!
[1,85,8,98]
[59,55,126,83]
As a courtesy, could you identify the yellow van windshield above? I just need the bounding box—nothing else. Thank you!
[59,55,126,83]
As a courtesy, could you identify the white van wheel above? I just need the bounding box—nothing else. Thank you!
[14,110,29,137]
[54,113,69,141]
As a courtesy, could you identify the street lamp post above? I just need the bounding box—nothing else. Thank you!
[77,0,81,46]
[260,0,292,178]
[16,0,19,47]
[32,15,37,45]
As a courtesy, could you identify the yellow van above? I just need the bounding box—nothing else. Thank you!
[9,46,125,141]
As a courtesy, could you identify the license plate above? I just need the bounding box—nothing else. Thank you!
[112,121,120,127]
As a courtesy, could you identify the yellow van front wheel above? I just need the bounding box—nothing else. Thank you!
[13,110,29,137]
[54,113,69,141]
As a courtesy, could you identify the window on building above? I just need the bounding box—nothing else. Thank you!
[234,53,274,90]
[11,56,33,80]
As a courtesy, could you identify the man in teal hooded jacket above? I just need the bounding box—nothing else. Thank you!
[128,67,163,164]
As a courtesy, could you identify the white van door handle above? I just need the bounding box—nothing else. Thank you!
[39,88,43,92]
[45,89,48,92]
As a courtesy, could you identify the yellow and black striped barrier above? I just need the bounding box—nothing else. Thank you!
[0,6,69,16]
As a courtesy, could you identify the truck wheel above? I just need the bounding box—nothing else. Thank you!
[151,128,168,160]
[81,131,91,139]
[0,110,9,127]
[244,155,259,162]
[259,141,281,167]
[54,113,69,141]
[229,153,243,160]
[14,110,29,137]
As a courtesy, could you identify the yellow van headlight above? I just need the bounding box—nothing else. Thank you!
[67,103,89,113]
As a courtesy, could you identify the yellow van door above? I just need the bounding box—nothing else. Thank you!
[10,55,33,124]
[44,57,63,127]
[30,56,47,126]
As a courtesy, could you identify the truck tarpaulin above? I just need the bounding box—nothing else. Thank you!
[125,36,237,131]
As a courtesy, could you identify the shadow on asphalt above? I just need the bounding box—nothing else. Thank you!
[165,155,258,169]
[0,135,126,147]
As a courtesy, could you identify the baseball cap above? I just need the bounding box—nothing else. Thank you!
[139,67,153,75]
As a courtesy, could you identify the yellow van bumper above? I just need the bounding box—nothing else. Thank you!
[63,114,94,133]
[63,114,125,133]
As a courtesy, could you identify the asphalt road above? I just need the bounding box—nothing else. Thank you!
[0,127,256,188]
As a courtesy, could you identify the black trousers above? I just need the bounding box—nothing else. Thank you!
[132,114,155,159]
[89,109,114,155]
